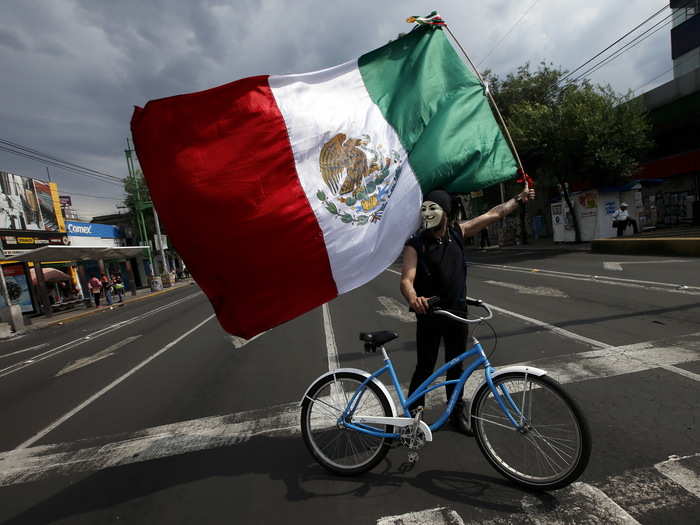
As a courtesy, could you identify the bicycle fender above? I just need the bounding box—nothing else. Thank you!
[299,368,398,417]
[467,366,547,432]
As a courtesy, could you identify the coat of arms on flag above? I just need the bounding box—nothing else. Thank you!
[131,13,517,338]
[316,133,403,225]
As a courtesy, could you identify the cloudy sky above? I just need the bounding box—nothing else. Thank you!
[0,0,673,220]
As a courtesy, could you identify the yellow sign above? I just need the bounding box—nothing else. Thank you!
[49,182,66,232]
[17,237,35,244]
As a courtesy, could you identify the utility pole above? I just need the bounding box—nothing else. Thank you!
[153,208,169,274]
[124,138,155,275]
[0,249,11,308]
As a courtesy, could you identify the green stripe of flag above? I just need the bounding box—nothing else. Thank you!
[358,27,516,194]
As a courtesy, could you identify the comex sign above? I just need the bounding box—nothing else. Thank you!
[67,223,93,235]
[65,221,120,239]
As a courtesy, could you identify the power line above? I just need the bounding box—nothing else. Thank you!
[566,13,674,85]
[477,0,541,68]
[558,2,670,84]
[0,144,124,186]
[632,65,674,94]
[0,138,121,181]
[61,190,124,200]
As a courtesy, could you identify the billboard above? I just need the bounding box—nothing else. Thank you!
[0,262,35,313]
[34,180,59,230]
[0,171,64,232]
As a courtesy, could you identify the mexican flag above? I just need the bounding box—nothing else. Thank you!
[131,24,516,338]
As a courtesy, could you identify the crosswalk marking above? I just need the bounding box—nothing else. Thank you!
[521,482,640,524]
[377,507,464,525]
[1,332,698,486]
[655,453,700,498]
[379,456,700,524]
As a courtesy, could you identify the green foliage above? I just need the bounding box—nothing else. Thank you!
[488,63,653,188]
[123,171,151,211]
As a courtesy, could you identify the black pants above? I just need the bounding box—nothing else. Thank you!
[93,292,101,307]
[408,314,468,409]
[616,218,638,237]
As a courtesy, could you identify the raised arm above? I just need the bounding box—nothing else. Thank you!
[460,187,535,238]
[400,245,430,314]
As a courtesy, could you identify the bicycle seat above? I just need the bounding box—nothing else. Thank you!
[359,331,398,346]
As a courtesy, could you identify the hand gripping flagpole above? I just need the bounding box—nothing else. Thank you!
[407,13,530,192]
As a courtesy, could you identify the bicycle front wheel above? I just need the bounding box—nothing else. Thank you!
[471,372,591,490]
[301,371,394,476]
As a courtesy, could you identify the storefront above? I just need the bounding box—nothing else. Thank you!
[2,245,149,318]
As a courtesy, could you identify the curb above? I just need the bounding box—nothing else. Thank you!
[32,282,197,330]
[591,237,700,256]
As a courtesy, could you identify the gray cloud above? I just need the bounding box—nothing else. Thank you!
[0,0,673,218]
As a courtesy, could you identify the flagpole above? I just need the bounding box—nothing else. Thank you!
[442,25,526,180]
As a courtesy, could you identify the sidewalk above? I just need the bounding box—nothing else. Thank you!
[466,237,591,252]
[591,225,700,256]
[21,279,198,332]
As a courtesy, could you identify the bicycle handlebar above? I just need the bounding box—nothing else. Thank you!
[429,297,493,324]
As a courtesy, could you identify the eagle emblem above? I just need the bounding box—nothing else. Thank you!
[316,133,403,226]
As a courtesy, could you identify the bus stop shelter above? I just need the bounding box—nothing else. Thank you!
[2,245,149,318]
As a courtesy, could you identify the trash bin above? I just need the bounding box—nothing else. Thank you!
[149,276,163,292]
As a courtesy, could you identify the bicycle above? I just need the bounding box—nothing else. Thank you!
[300,298,591,490]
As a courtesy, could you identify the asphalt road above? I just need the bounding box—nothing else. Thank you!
[0,250,698,524]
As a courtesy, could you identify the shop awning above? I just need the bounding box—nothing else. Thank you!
[2,245,150,263]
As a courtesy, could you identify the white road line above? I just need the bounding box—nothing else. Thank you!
[655,453,700,498]
[322,303,340,371]
[484,302,612,350]
[389,267,700,380]
[14,314,215,450]
[377,296,416,323]
[522,482,641,524]
[2,332,698,486]
[0,292,201,379]
[470,263,700,295]
[604,261,624,271]
[0,343,48,360]
[229,331,266,349]
[483,280,569,298]
[55,335,143,377]
[604,259,692,272]
[377,507,464,525]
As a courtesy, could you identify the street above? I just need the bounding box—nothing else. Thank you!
[1,250,699,524]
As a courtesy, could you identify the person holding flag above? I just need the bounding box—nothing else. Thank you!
[131,13,527,341]
[400,185,534,433]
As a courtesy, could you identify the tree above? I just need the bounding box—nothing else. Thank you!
[122,171,154,246]
[486,63,653,242]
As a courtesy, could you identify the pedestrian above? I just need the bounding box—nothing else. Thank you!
[113,274,125,303]
[612,202,638,237]
[101,273,113,306]
[400,185,535,433]
[88,275,102,307]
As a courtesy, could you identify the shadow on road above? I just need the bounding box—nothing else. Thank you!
[2,432,538,524]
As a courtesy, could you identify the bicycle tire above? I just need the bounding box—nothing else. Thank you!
[301,371,394,476]
[471,372,591,490]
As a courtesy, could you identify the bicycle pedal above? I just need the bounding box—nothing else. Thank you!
[407,451,419,463]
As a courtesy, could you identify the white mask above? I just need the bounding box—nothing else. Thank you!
[420,201,444,229]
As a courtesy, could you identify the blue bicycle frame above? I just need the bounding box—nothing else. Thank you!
[339,338,525,439]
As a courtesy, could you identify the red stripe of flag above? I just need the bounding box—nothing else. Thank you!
[131,75,337,338]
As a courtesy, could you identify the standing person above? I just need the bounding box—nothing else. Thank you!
[88,275,102,307]
[101,274,113,306]
[400,186,535,433]
[612,203,638,237]
[113,274,125,303]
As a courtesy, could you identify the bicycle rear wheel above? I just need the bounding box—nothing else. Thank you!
[301,371,394,476]
[471,372,591,490]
